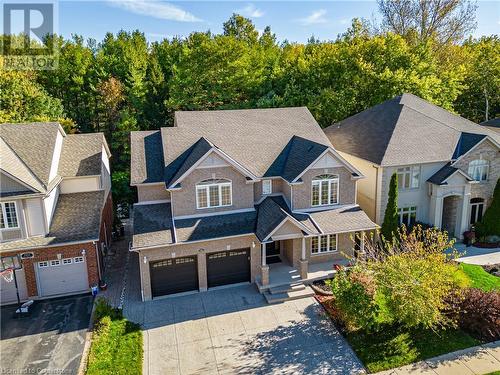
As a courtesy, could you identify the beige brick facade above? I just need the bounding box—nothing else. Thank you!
[137,184,171,202]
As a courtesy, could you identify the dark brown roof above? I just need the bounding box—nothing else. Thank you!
[58,133,106,177]
[130,131,165,184]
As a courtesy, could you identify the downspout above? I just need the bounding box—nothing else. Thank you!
[94,241,102,282]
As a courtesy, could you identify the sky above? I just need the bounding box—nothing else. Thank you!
[7,0,500,44]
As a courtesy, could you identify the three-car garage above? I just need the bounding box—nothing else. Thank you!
[149,248,251,298]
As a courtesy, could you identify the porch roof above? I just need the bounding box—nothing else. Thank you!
[307,205,378,234]
[427,162,474,185]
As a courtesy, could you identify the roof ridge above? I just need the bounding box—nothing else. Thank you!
[378,101,405,166]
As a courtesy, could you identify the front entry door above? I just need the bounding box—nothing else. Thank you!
[266,241,281,264]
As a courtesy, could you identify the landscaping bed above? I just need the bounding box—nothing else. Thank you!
[86,298,143,375]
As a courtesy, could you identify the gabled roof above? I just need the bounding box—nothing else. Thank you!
[481,118,500,127]
[0,122,62,187]
[307,205,378,233]
[325,93,500,166]
[133,203,174,248]
[452,132,487,159]
[427,163,473,185]
[264,136,328,182]
[130,131,165,184]
[58,133,108,177]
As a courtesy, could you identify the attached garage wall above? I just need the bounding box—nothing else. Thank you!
[35,256,89,297]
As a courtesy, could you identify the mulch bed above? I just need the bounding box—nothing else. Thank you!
[474,242,500,249]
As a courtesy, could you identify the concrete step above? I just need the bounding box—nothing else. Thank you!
[269,283,305,295]
[264,286,315,304]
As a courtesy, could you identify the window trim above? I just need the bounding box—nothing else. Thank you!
[396,165,420,190]
[311,174,339,207]
[398,206,417,226]
[195,179,233,209]
[62,258,73,265]
[469,198,485,225]
[50,260,61,267]
[0,201,19,230]
[468,159,489,182]
[38,261,49,268]
[74,256,84,263]
[262,179,272,195]
[311,234,338,255]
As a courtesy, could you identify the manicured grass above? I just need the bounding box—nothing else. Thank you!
[459,263,500,291]
[346,325,480,373]
[86,303,143,375]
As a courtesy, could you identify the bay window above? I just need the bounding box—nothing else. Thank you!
[196,179,232,209]
[0,202,19,229]
[312,174,339,206]
[311,234,337,254]
[468,159,488,181]
[396,166,420,189]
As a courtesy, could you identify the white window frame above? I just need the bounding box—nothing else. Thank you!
[396,166,420,190]
[0,201,19,230]
[311,175,339,207]
[469,198,485,225]
[196,179,232,209]
[398,206,417,226]
[62,258,73,265]
[262,179,272,195]
[468,159,489,182]
[74,256,84,263]
[38,261,49,268]
[50,260,61,267]
[311,234,338,255]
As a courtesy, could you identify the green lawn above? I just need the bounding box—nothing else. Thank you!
[459,263,500,291]
[86,300,143,375]
[346,326,480,373]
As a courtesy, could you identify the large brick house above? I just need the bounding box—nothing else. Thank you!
[130,108,377,301]
[325,94,500,239]
[0,123,112,305]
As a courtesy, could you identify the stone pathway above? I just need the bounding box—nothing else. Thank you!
[376,341,500,375]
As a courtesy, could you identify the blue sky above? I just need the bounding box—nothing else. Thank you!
[26,1,500,43]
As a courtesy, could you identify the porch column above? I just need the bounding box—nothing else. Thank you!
[261,243,269,286]
[433,196,444,228]
[299,237,308,280]
[360,231,365,253]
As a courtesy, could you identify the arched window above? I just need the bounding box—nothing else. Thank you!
[196,179,232,209]
[468,159,489,181]
[311,174,339,206]
[470,197,485,224]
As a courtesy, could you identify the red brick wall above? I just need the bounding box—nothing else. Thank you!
[3,242,99,298]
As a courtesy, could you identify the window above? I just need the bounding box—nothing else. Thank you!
[196,179,232,209]
[396,166,420,189]
[262,180,272,195]
[470,198,484,225]
[311,234,337,254]
[312,174,339,206]
[398,206,417,226]
[0,202,19,229]
[74,257,84,263]
[50,260,61,266]
[468,159,488,181]
[62,258,72,265]
[38,261,49,268]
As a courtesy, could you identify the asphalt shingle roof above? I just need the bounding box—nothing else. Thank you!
[0,191,105,252]
[0,122,61,187]
[427,163,473,185]
[481,118,500,128]
[308,205,378,234]
[130,131,165,184]
[325,93,500,166]
[58,133,106,177]
[133,203,174,248]
[452,132,487,159]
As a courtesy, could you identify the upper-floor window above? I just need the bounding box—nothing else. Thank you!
[468,159,488,181]
[311,234,337,254]
[398,206,417,227]
[262,180,272,195]
[196,179,232,209]
[0,202,19,229]
[312,174,339,206]
[397,166,420,189]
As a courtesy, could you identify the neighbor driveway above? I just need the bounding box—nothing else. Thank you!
[0,294,92,375]
[136,285,364,375]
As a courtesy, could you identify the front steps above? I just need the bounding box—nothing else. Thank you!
[263,284,315,304]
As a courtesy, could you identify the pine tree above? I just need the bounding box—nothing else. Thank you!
[381,173,399,241]
[476,178,500,238]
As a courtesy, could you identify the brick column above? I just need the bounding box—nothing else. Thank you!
[298,259,308,280]
[198,252,207,291]
[22,258,38,297]
[261,265,269,286]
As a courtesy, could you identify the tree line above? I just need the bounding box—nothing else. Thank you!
[1,6,499,210]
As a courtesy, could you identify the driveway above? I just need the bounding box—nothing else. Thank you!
[0,294,92,375]
[453,243,500,265]
[137,285,364,375]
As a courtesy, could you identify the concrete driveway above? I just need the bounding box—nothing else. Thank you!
[139,285,364,375]
[0,294,92,375]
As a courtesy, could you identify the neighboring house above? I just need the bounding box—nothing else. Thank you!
[0,123,113,305]
[324,93,500,240]
[481,118,500,134]
[130,108,377,301]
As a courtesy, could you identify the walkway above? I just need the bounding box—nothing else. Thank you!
[453,243,500,266]
[376,341,500,375]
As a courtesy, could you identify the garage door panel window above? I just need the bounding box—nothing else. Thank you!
[38,261,49,268]
[196,179,232,209]
[50,260,61,266]
[74,257,84,263]
[62,258,72,265]
[0,202,19,229]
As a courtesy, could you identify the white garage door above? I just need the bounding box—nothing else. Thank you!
[0,268,28,305]
[36,257,89,297]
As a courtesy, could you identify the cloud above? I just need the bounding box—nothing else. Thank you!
[238,4,264,18]
[107,0,202,22]
[339,18,350,25]
[299,9,327,26]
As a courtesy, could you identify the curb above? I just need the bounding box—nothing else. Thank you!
[77,297,97,375]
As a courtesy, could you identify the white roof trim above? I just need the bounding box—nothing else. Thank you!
[263,215,313,242]
[451,135,500,166]
[292,148,364,183]
[0,169,38,193]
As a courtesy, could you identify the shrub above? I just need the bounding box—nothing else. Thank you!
[329,267,379,331]
[458,288,500,341]
[381,173,399,242]
[476,178,500,238]
[94,297,121,321]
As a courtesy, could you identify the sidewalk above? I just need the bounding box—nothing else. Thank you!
[376,341,500,375]
[450,243,500,266]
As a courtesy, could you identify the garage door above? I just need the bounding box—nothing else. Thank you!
[1,268,28,305]
[36,257,89,297]
[207,249,250,288]
[150,256,198,297]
